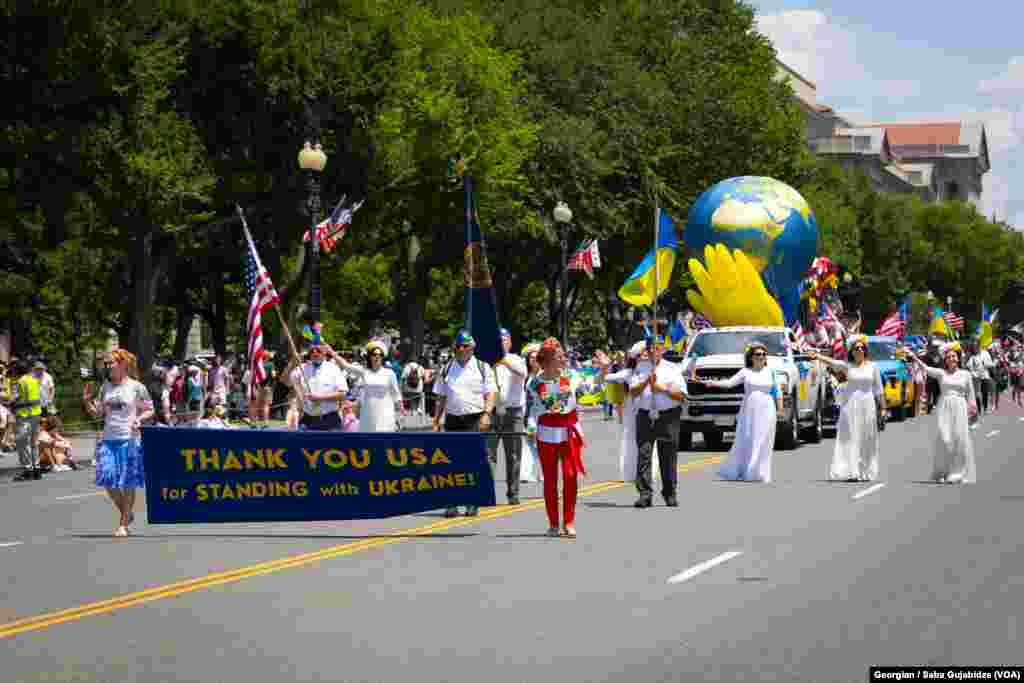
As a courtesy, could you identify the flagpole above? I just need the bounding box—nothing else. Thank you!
[652,204,660,343]
[236,205,311,404]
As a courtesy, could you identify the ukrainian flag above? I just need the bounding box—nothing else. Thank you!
[929,307,953,338]
[977,303,994,349]
[670,318,687,351]
[618,209,679,306]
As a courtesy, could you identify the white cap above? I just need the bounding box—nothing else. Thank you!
[629,341,647,359]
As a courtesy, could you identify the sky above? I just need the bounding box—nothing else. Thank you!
[749,0,1023,229]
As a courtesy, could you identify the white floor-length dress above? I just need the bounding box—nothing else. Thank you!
[925,367,977,483]
[829,361,884,481]
[713,368,777,483]
[355,366,402,432]
[605,366,658,482]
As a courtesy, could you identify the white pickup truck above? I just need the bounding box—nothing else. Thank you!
[679,326,825,451]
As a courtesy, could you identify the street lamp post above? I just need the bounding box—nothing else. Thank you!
[298,141,328,323]
[553,201,573,349]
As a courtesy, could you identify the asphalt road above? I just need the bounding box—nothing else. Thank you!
[2,404,1024,683]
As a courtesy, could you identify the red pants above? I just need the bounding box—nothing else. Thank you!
[538,441,578,528]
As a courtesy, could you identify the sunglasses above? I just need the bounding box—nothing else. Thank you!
[369,351,384,357]
[455,344,471,350]
[752,351,767,357]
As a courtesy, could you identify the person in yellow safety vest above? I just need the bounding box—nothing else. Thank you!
[13,358,43,481]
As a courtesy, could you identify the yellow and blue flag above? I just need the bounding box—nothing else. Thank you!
[977,303,994,349]
[670,318,687,351]
[618,209,678,306]
[929,306,954,338]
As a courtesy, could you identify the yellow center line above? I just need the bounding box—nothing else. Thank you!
[0,455,722,639]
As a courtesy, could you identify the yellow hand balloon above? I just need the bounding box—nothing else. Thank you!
[686,244,785,328]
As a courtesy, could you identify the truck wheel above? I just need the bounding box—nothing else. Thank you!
[703,431,724,451]
[777,393,799,450]
[678,431,693,452]
[801,401,822,443]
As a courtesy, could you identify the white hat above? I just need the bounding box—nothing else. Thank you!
[629,341,647,359]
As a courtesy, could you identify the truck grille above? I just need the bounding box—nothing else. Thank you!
[689,404,740,416]
[689,368,745,396]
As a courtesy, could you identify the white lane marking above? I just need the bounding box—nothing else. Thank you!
[986,430,1001,438]
[55,491,104,501]
[667,551,743,585]
[1019,417,1024,422]
[0,542,23,548]
[852,483,886,500]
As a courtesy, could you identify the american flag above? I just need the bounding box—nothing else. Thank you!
[943,311,964,331]
[303,197,364,253]
[791,321,808,351]
[566,240,601,279]
[241,212,280,400]
[876,301,908,338]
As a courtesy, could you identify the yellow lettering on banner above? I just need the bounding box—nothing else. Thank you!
[191,481,310,500]
[349,449,371,469]
[199,449,220,470]
[431,449,450,465]
[196,484,208,501]
[323,449,346,468]
[417,476,432,492]
[385,480,399,496]
[181,449,197,471]
[411,448,427,465]
[243,450,266,469]
[454,473,467,486]
[208,483,222,498]
[303,449,321,469]
[267,449,288,469]
[369,481,384,496]
[400,478,415,493]
[236,483,252,497]
[386,449,407,467]
[434,473,455,488]
[222,451,243,471]
[251,482,267,497]
[294,482,308,497]
[273,482,291,496]
[220,484,235,500]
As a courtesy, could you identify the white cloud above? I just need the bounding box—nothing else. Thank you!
[982,172,1012,222]
[1012,211,1024,231]
[755,10,920,99]
[978,57,1024,98]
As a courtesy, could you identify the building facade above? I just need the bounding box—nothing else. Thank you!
[775,59,990,205]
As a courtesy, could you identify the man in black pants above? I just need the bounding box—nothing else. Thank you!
[291,343,348,431]
[629,343,688,508]
[432,330,498,517]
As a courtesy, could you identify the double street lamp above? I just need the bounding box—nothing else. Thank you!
[298,141,328,323]
[553,201,573,349]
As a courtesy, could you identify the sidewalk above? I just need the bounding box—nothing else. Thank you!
[0,432,101,480]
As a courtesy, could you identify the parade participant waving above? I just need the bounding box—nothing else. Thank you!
[83,349,154,537]
[605,342,660,485]
[328,339,402,433]
[694,342,780,483]
[290,340,348,432]
[903,341,977,484]
[807,334,886,482]
[526,338,586,537]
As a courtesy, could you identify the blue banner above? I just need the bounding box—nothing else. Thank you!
[141,427,496,524]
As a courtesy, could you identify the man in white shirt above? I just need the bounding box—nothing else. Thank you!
[628,342,687,508]
[493,328,528,505]
[290,344,348,431]
[33,362,56,416]
[433,330,497,517]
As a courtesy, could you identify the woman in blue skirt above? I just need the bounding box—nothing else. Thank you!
[84,349,154,537]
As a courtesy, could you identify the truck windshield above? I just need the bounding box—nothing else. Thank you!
[687,331,788,358]
[868,340,900,360]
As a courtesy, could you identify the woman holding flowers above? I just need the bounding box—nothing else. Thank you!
[903,341,977,483]
[526,338,588,538]
[807,334,885,482]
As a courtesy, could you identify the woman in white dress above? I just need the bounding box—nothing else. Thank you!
[329,340,402,432]
[694,342,781,483]
[605,341,659,483]
[519,343,543,483]
[808,334,885,481]
[904,341,977,483]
